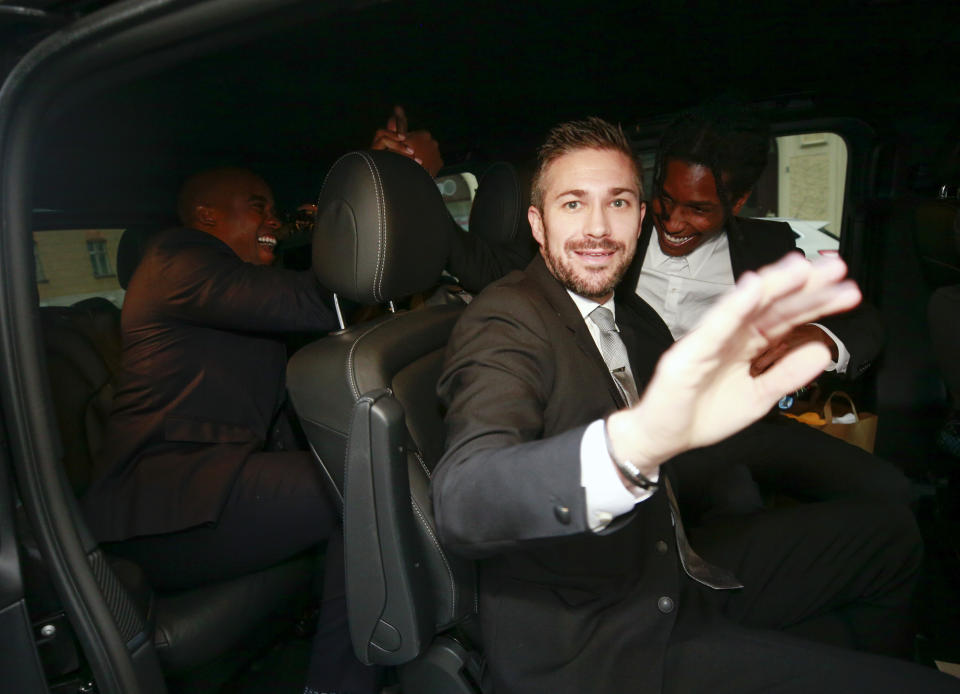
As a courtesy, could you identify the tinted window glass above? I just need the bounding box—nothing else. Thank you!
[437,172,479,230]
[34,229,125,307]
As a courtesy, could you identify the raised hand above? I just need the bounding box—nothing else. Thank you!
[606,253,861,478]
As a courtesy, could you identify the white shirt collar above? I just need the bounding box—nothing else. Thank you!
[566,289,616,323]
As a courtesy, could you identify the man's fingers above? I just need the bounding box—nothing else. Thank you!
[393,105,408,135]
[754,341,831,404]
[753,279,860,340]
[371,129,415,155]
[750,342,787,376]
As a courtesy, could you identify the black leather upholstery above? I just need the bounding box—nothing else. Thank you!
[288,149,478,683]
[152,554,314,673]
[40,303,121,495]
[468,161,531,245]
[313,150,450,303]
[914,200,960,288]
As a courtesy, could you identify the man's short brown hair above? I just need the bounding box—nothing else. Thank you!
[530,117,643,210]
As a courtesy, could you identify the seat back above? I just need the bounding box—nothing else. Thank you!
[913,198,960,288]
[39,300,122,496]
[287,151,478,673]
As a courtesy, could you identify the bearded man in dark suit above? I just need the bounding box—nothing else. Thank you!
[432,103,910,517]
[432,118,956,694]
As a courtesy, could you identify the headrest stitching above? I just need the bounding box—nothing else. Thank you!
[355,151,386,303]
[345,316,402,401]
[371,156,387,302]
[410,496,457,622]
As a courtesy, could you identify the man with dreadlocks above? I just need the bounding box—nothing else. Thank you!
[616,103,912,522]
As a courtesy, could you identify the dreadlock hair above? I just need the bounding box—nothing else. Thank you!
[652,102,770,241]
[531,117,643,211]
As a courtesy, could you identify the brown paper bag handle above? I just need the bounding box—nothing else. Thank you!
[823,390,859,423]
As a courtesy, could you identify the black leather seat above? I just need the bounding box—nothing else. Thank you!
[468,160,533,247]
[287,150,482,692]
[38,226,315,684]
[914,197,960,288]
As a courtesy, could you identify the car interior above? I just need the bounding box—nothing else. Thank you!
[1,0,959,692]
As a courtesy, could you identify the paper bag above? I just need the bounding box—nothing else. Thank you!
[819,390,878,453]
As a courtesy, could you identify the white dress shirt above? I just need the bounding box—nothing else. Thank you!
[566,290,658,532]
[635,228,849,373]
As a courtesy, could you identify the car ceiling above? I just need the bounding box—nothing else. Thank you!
[10,0,960,225]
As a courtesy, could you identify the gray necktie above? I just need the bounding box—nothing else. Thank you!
[588,306,743,591]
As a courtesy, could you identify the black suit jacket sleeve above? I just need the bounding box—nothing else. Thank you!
[732,218,883,379]
[444,217,536,293]
[433,282,591,558]
[154,231,337,333]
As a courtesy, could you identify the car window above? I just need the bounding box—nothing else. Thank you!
[33,229,125,307]
[747,132,848,257]
[436,172,479,230]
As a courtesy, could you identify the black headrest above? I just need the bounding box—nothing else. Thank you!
[116,226,158,290]
[468,161,532,245]
[312,151,450,304]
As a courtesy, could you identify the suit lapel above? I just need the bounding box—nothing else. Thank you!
[527,256,628,409]
[728,221,748,279]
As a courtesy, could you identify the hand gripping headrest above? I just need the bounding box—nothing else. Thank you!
[468,161,532,245]
[312,151,450,304]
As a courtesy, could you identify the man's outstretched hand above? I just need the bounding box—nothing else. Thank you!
[606,253,861,480]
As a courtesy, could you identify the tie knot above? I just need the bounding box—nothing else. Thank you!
[589,305,617,332]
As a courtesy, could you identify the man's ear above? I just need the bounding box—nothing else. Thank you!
[194,205,218,229]
[637,201,647,238]
[528,205,546,249]
[731,191,751,215]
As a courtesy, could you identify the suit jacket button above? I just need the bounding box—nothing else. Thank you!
[554,505,571,524]
[657,596,675,614]
[655,540,668,555]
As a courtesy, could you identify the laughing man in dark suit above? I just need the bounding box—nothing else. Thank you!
[82,167,380,693]
[432,118,956,694]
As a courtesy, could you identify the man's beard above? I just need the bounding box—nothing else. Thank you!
[542,236,632,301]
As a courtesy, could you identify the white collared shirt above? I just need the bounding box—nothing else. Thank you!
[635,227,849,372]
[636,230,735,340]
[567,290,658,532]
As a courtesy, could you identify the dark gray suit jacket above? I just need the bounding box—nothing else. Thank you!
[434,254,686,693]
[82,227,337,542]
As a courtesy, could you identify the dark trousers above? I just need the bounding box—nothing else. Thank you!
[673,415,912,524]
[664,623,960,693]
[689,499,922,657]
[107,450,337,589]
[660,499,959,693]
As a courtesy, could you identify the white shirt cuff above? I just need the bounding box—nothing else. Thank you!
[579,419,657,532]
[809,323,850,374]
